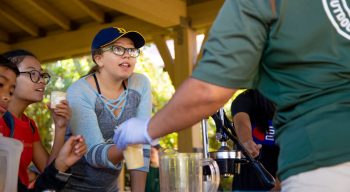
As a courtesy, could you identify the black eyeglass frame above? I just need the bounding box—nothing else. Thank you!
[19,70,51,84]
[101,45,140,58]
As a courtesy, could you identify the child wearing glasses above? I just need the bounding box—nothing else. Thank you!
[0,50,72,189]
[0,55,87,192]
[61,27,152,191]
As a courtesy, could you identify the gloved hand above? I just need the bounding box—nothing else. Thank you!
[113,117,158,150]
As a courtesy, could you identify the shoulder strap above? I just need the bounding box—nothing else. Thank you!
[93,73,127,92]
[122,81,127,90]
[3,111,15,137]
[93,73,102,94]
[3,111,35,137]
[28,119,36,135]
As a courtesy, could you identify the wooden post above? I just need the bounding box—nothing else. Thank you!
[173,18,202,152]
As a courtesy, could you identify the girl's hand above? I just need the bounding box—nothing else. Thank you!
[49,100,71,130]
[55,135,87,172]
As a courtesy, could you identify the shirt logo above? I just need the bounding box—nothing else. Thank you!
[252,120,276,145]
[323,0,350,40]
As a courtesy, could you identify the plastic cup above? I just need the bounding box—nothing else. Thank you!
[123,144,144,169]
[50,91,66,109]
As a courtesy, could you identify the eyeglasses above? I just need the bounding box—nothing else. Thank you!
[101,45,140,58]
[19,70,51,84]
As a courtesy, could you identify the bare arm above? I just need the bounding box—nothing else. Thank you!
[32,141,50,172]
[233,112,261,158]
[48,100,71,164]
[148,77,236,139]
[233,112,254,143]
[107,145,124,164]
[130,170,147,192]
[32,101,71,172]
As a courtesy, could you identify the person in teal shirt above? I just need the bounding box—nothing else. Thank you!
[114,0,350,191]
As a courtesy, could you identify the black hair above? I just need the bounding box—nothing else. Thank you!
[0,54,20,76]
[2,49,37,66]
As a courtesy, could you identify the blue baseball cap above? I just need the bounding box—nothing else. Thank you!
[91,27,145,51]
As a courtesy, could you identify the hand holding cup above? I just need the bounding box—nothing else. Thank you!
[51,91,67,109]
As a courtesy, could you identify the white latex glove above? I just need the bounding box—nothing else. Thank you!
[113,117,158,150]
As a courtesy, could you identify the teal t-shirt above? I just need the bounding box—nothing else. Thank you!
[192,0,350,180]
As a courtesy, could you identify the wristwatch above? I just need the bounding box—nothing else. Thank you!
[55,171,72,182]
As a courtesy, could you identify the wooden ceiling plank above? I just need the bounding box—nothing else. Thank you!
[188,0,224,29]
[91,0,186,27]
[25,0,71,30]
[73,0,105,23]
[0,3,40,37]
[0,16,167,62]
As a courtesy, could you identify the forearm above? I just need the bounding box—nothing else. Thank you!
[233,112,262,157]
[49,127,67,165]
[130,170,147,192]
[148,78,236,139]
[32,142,50,172]
[233,113,254,143]
[54,157,70,173]
[82,143,124,169]
[236,128,254,144]
[107,145,124,164]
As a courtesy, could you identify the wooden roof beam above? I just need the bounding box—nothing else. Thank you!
[25,0,72,30]
[0,42,10,51]
[0,16,167,62]
[92,0,186,27]
[196,28,209,65]
[73,0,106,23]
[0,30,10,42]
[153,35,174,82]
[0,2,40,37]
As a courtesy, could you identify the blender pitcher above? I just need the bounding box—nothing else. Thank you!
[159,149,220,192]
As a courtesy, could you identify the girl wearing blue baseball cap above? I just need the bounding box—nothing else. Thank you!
[62,26,151,191]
